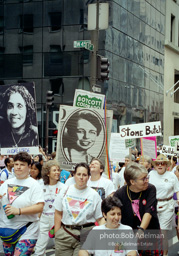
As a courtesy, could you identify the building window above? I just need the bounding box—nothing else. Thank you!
[19,45,33,64]
[50,45,62,64]
[49,12,61,31]
[20,14,33,33]
[0,16,4,34]
[174,73,179,104]
[170,14,175,42]
[0,47,5,66]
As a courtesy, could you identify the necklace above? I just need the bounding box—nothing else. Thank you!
[127,186,142,218]
[11,132,23,147]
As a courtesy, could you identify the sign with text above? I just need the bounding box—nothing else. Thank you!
[56,105,113,170]
[119,121,162,139]
[161,145,176,155]
[73,89,105,110]
[73,40,91,48]
[125,139,136,148]
[109,133,129,162]
[169,136,179,147]
[140,137,157,159]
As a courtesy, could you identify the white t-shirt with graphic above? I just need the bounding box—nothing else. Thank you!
[87,176,115,200]
[41,181,66,215]
[0,177,44,240]
[84,223,137,256]
[54,184,102,225]
[149,170,179,198]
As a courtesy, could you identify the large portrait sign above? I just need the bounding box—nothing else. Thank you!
[56,105,113,170]
[0,83,39,155]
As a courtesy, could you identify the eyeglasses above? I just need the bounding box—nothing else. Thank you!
[136,175,149,182]
[155,162,166,166]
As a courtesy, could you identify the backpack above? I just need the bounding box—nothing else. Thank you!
[0,168,9,180]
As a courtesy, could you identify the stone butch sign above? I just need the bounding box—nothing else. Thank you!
[119,121,162,139]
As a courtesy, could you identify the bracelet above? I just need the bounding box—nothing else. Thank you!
[19,208,21,216]
[137,226,144,232]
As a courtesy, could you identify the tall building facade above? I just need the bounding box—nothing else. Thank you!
[164,0,179,144]
[0,0,165,152]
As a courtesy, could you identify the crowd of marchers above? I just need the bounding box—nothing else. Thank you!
[0,150,179,256]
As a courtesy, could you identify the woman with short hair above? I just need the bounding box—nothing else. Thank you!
[54,162,103,256]
[114,162,162,256]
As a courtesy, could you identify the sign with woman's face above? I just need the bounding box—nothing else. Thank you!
[0,83,39,155]
[7,92,27,129]
[56,105,113,170]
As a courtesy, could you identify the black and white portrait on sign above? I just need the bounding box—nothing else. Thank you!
[0,83,39,150]
[56,105,113,170]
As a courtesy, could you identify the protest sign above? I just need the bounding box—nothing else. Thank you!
[56,105,113,170]
[0,82,39,155]
[161,145,176,155]
[73,89,105,109]
[125,139,136,148]
[109,133,129,162]
[140,136,157,159]
[169,136,179,147]
[119,121,161,139]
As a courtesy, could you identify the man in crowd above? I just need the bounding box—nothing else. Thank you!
[0,157,14,183]
[88,158,115,199]
[139,155,152,173]
[118,154,135,188]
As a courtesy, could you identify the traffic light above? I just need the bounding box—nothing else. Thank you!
[46,90,54,106]
[97,55,110,81]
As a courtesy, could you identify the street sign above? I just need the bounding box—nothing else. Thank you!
[84,42,94,51]
[92,84,101,93]
[73,40,91,48]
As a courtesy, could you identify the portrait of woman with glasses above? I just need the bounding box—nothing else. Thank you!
[149,154,179,256]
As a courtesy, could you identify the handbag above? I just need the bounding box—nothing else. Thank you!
[0,222,32,244]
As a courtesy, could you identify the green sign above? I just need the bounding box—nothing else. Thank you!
[73,40,91,48]
[75,94,103,109]
[125,139,135,148]
[170,138,179,147]
[84,42,94,51]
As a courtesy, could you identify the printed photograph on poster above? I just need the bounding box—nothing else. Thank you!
[0,83,39,152]
[56,105,113,170]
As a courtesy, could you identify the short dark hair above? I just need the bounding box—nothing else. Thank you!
[102,196,123,215]
[14,152,31,165]
[74,162,90,176]
[42,160,60,185]
[90,158,104,175]
[4,157,10,167]
[31,161,42,180]
[66,110,102,136]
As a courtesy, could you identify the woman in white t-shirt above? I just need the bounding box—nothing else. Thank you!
[54,162,103,256]
[149,154,179,256]
[79,196,137,256]
[33,160,66,256]
[0,152,44,256]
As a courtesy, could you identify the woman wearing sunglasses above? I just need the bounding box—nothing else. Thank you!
[149,154,179,256]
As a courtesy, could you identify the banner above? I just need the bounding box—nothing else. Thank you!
[73,89,105,109]
[109,133,129,162]
[140,137,157,159]
[119,121,162,139]
[0,83,39,155]
[56,105,113,170]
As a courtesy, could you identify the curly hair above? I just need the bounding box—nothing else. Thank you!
[42,160,60,185]
[0,85,36,128]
